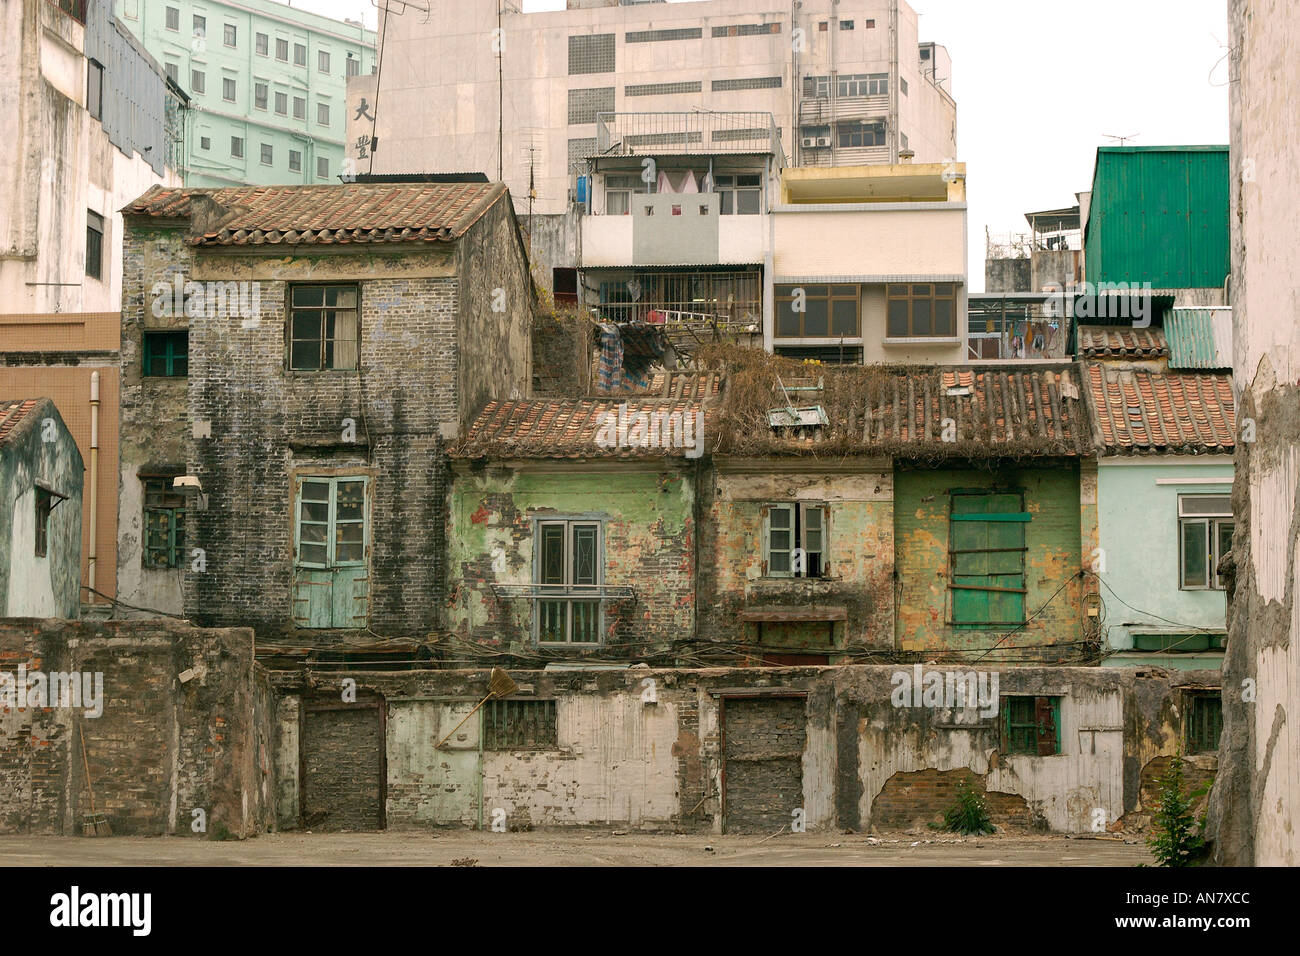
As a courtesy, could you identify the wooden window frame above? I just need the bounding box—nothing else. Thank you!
[142,476,186,569]
[533,518,604,646]
[142,330,188,377]
[483,699,559,751]
[774,284,860,338]
[886,282,958,338]
[287,284,359,371]
[1185,691,1223,754]
[763,502,828,579]
[293,476,370,570]
[1002,695,1062,756]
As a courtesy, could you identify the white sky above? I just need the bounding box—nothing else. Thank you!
[290,0,1230,289]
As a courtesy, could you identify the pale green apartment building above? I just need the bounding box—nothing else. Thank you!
[118,0,375,186]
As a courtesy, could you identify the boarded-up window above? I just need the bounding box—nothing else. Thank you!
[293,476,370,629]
[1003,695,1060,755]
[950,492,1028,625]
[483,699,558,750]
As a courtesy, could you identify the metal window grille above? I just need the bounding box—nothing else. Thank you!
[483,699,558,750]
[567,87,615,125]
[712,76,782,92]
[568,34,615,75]
[1186,693,1222,753]
[143,477,187,569]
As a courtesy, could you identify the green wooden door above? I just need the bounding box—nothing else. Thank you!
[950,493,1029,625]
[293,476,370,628]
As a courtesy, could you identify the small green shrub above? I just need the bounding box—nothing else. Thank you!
[209,820,237,842]
[1146,753,1206,866]
[942,779,996,835]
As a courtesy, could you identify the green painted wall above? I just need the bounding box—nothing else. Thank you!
[1084,146,1229,289]
[894,463,1084,663]
[118,0,376,186]
[447,466,696,654]
[1097,459,1232,670]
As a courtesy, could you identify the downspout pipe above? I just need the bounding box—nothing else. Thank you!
[88,371,100,604]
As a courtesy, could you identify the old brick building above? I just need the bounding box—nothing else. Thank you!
[116,182,534,645]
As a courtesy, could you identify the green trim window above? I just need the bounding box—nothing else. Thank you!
[1186,692,1222,754]
[1003,695,1061,756]
[143,477,186,569]
[143,331,188,376]
[775,284,860,338]
[950,491,1029,625]
[764,503,827,578]
[293,476,370,629]
[535,519,602,645]
[483,699,558,750]
[289,285,359,370]
[887,283,958,337]
[1179,495,1232,590]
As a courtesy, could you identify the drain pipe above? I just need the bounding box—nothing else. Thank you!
[88,371,100,603]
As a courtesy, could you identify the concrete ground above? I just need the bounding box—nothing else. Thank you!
[0,829,1152,866]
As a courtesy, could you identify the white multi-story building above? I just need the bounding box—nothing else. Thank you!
[0,0,185,314]
[349,0,956,289]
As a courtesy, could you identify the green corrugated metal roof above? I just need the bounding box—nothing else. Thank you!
[1084,146,1229,289]
[1166,307,1233,369]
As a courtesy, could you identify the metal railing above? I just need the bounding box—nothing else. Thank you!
[593,112,781,158]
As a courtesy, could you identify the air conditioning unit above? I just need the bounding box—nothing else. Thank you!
[816,136,831,147]
[801,136,818,148]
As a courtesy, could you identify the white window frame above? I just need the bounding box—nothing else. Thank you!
[1178,495,1233,590]
[714,173,762,215]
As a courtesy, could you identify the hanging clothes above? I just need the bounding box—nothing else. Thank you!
[680,169,700,193]
[656,169,674,194]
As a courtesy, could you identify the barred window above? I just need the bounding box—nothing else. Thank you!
[483,699,558,750]
[568,34,615,75]
[712,76,782,91]
[567,87,615,125]
[626,27,702,43]
[802,75,830,97]
[626,80,701,96]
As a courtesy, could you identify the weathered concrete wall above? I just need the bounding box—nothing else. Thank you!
[269,663,1214,835]
[698,461,895,658]
[893,462,1088,663]
[0,400,83,618]
[446,462,695,657]
[1207,0,1300,867]
[985,257,1031,294]
[0,618,268,837]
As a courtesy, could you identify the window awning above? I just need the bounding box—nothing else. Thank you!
[739,605,847,623]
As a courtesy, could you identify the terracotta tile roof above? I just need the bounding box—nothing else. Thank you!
[599,371,725,400]
[122,182,507,246]
[455,399,710,460]
[1086,363,1236,456]
[1078,325,1169,359]
[0,399,42,444]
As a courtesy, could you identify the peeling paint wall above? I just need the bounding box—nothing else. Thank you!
[446,462,695,656]
[698,461,895,658]
[1208,0,1300,867]
[267,663,1212,835]
[893,462,1088,662]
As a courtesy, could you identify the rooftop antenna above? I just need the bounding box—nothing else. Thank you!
[1103,133,1140,145]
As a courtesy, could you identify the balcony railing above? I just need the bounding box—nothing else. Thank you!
[593,112,781,158]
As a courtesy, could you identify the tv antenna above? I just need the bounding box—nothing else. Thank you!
[1103,133,1140,145]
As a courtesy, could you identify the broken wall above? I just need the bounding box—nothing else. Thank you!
[0,618,269,837]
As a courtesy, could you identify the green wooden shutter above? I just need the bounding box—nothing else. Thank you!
[950,493,1028,624]
[293,476,370,628]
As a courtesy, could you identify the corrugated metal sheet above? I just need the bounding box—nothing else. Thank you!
[1166,307,1233,369]
[85,7,170,177]
[1084,146,1229,289]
